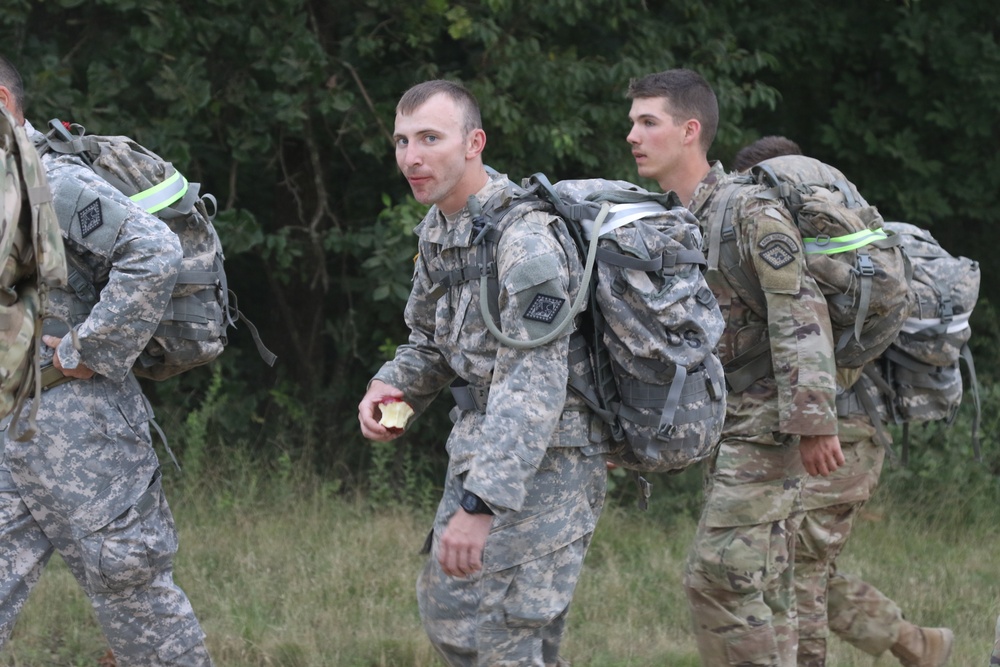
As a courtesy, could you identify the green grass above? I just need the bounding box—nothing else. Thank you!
[2,470,997,666]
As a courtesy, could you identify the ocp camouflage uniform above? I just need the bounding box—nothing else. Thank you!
[371,173,608,666]
[0,123,213,665]
[683,162,838,667]
[796,372,896,664]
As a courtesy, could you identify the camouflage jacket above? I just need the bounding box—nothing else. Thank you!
[688,162,837,439]
[372,173,593,512]
[1,124,181,537]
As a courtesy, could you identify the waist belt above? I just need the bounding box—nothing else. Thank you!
[450,382,490,413]
[40,363,74,392]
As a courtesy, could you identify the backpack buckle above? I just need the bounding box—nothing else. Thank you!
[856,253,875,277]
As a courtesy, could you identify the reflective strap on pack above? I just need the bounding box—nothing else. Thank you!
[130,169,188,214]
[581,201,665,240]
[802,227,888,254]
[901,311,971,337]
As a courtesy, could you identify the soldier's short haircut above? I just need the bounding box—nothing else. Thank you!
[627,68,718,153]
[397,79,482,137]
[732,135,803,172]
[0,54,24,113]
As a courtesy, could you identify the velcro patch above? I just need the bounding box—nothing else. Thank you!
[523,293,565,324]
[78,199,103,237]
[758,232,799,270]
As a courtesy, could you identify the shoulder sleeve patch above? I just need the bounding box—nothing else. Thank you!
[523,293,566,323]
[750,217,803,295]
[757,232,800,269]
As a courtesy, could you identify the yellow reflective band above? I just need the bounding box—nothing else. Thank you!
[803,228,888,255]
[130,169,188,214]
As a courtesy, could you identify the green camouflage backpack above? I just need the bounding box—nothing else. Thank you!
[879,221,981,461]
[0,106,68,435]
[706,155,912,391]
[35,119,275,380]
[437,173,726,494]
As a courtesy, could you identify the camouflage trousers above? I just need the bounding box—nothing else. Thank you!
[683,437,805,667]
[0,463,213,665]
[991,615,1000,666]
[417,446,606,667]
[795,438,902,663]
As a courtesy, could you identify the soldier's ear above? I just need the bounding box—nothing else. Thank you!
[466,128,486,159]
[0,86,21,125]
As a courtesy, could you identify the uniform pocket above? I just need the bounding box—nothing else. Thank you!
[79,470,177,593]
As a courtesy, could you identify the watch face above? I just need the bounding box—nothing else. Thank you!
[460,491,490,514]
[460,492,479,513]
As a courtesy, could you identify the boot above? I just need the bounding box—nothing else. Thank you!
[889,621,954,667]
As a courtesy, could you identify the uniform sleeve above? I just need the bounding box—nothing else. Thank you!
[49,161,182,383]
[462,215,574,512]
[747,203,838,436]
[370,253,458,416]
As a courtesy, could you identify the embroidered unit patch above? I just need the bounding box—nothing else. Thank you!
[78,199,103,238]
[523,293,565,324]
[758,232,799,270]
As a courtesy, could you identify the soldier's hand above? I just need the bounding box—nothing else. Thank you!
[799,434,845,476]
[358,380,405,441]
[42,335,94,380]
[438,509,493,578]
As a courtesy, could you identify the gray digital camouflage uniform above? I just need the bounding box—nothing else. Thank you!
[371,174,608,666]
[991,615,1000,665]
[0,123,213,666]
[683,162,838,667]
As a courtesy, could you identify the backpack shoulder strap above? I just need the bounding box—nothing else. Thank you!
[704,177,767,317]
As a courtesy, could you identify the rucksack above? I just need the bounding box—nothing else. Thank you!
[705,155,912,391]
[0,106,68,436]
[35,119,276,380]
[437,173,726,487]
[878,221,981,461]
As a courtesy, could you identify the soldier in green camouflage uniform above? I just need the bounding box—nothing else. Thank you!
[733,138,954,667]
[626,69,846,667]
[0,55,213,665]
[358,80,607,667]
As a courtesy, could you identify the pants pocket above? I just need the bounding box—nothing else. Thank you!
[79,470,177,594]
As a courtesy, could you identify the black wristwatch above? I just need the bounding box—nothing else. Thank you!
[460,491,494,515]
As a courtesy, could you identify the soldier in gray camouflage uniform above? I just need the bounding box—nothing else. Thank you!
[358,80,607,666]
[732,138,953,667]
[626,69,846,667]
[991,615,1000,666]
[0,55,213,666]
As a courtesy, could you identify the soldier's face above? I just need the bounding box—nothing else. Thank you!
[394,93,482,215]
[627,97,686,191]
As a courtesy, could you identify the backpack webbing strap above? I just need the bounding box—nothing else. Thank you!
[723,338,773,393]
[594,246,707,273]
[835,368,896,455]
[565,330,619,430]
[960,342,982,462]
[705,182,768,319]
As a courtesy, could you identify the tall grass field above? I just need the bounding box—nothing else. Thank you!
[2,464,997,666]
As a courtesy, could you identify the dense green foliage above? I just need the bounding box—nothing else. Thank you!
[1,0,996,494]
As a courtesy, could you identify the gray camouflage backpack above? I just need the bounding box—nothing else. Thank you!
[435,173,726,488]
[35,119,276,379]
[879,221,981,461]
[0,106,68,436]
[706,155,912,391]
